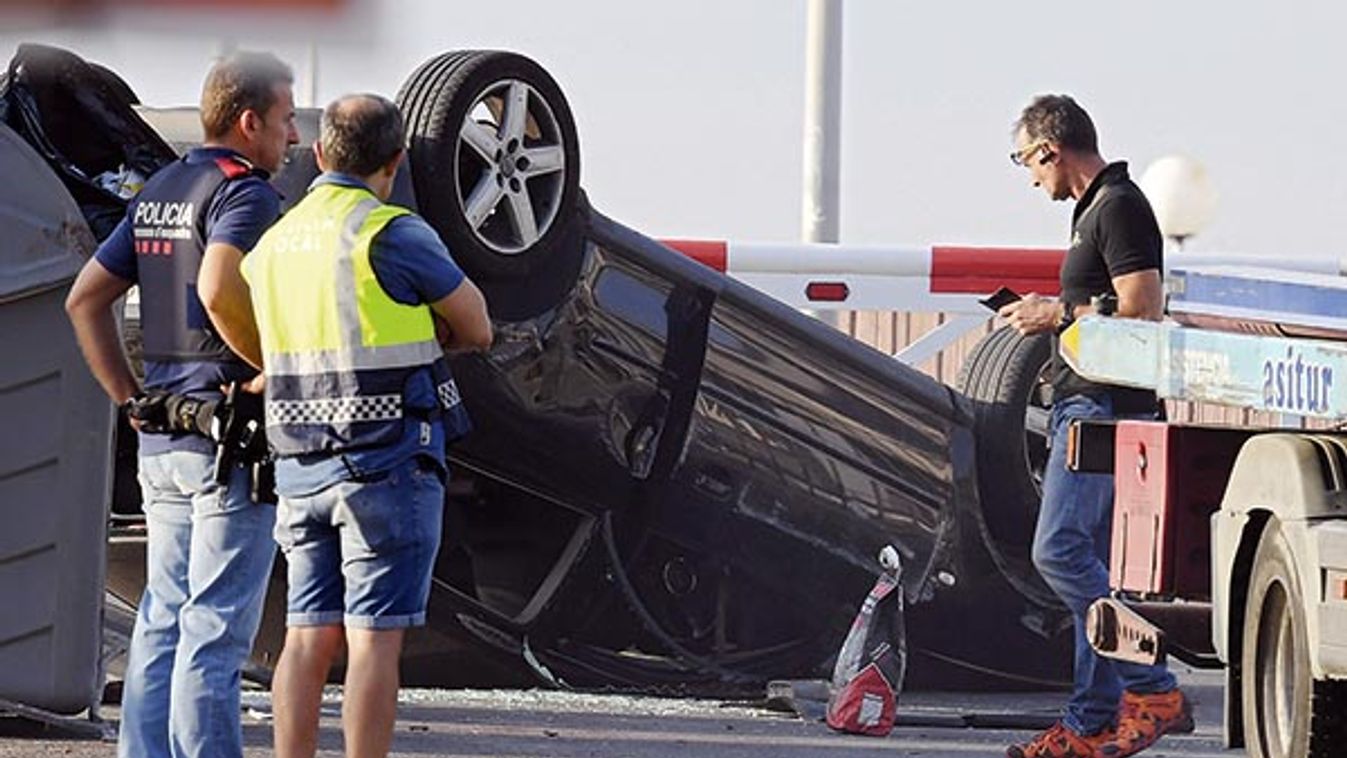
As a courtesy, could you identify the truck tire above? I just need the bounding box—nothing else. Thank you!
[1241,518,1347,758]
[396,51,584,318]
[954,325,1057,607]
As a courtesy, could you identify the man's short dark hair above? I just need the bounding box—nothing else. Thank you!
[200,51,293,141]
[1014,94,1098,154]
[319,94,406,177]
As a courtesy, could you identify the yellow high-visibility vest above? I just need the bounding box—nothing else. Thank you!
[242,182,460,454]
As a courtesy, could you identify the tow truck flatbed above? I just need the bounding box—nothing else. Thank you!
[1059,265,1347,419]
[1166,265,1347,341]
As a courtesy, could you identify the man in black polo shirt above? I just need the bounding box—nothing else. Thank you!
[998,95,1190,758]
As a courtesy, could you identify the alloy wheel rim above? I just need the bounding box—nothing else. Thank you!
[455,78,567,255]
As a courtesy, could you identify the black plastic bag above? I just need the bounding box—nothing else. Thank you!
[0,43,176,241]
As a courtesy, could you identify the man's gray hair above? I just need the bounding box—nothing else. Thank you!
[1014,94,1098,154]
[319,94,406,177]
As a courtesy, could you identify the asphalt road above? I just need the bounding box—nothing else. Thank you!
[0,669,1240,758]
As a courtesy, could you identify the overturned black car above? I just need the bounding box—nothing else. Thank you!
[5,44,1068,695]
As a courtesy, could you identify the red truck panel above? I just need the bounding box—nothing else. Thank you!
[1110,422,1253,599]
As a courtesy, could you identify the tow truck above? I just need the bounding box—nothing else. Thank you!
[1060,264,1347,758]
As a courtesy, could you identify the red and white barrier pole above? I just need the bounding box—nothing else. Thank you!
[658,239,1347,365]
[660,239,1346,314]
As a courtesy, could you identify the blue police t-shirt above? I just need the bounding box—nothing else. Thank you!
[94,147,281,456]
[272,173,469,497]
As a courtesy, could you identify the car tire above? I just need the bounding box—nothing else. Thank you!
[396,50,584,318]
[1241,518,1347,758]
[954,325,1057,606]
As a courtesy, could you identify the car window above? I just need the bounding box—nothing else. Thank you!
[593,267,669,340]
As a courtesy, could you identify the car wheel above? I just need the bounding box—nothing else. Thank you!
[954,325,1057,606]
[1241,518,1347,758]
[396,50,584,317]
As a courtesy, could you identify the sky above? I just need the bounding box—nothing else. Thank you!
[3,0,1347,259]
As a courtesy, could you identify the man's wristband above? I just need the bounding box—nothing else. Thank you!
[1058,300,1076,331]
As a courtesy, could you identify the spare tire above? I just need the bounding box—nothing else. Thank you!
[954,325,1059,608]
[396,51,583,316]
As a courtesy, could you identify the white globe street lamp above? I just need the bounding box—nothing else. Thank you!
[1139,155,1218,248]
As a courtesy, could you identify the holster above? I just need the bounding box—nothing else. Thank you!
[212,383,271,502]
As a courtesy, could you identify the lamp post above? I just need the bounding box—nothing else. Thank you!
[801,0,842,246]
[1138,155,1218,250]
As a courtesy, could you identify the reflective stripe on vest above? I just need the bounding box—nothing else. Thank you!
[244,183,464,455]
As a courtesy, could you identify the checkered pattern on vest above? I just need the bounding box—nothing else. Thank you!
[268,394,403,425]
[437,380,462,410]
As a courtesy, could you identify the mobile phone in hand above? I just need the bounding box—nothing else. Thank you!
[979,286,1022,312]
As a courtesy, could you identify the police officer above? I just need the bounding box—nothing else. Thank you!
[231,93,490,758]
[65,51,298,758]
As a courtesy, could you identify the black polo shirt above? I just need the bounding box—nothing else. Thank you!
[1051,161,1162,414]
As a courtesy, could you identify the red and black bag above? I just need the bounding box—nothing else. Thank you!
[826,546,906,736]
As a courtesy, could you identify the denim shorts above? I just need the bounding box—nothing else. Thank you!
[274,456,444,629]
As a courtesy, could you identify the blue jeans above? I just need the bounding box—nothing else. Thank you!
[120,451,277,758]
[275,456,444,629]
[1033,394,1176,736]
